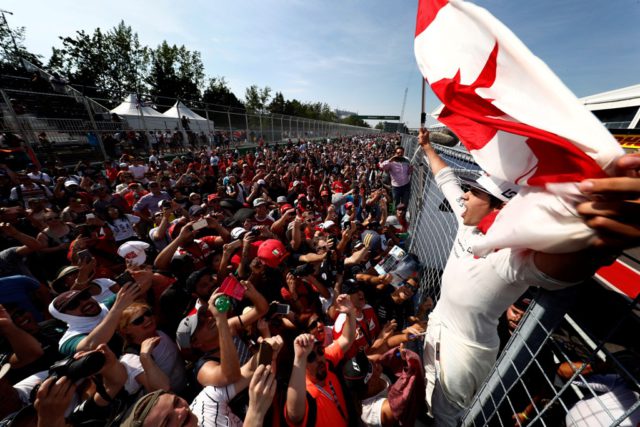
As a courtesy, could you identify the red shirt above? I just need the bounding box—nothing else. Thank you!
[332,305,380,359]
[174,236,219,270]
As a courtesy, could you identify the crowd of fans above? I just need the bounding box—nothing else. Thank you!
[1,127,638,427]
[0,135,430,427]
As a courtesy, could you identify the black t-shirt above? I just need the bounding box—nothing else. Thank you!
[372,287,415,329]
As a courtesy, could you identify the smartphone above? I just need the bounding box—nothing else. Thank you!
[219,275,246,301]
[192,218,208,231]
[274,303,290,315]
[257,341,273,366]
[115,271,134,286]
[77,249,93,263]
[268,301,290,317]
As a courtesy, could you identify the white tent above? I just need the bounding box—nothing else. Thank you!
[162,100,213,133]
[110,94,172,131]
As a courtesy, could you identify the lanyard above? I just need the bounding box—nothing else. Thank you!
[314,381,347,421]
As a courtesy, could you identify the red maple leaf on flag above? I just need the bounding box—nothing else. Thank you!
[429,42,606,185]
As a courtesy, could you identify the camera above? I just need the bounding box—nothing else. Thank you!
[49,352,106,382]
[291,263,314,277]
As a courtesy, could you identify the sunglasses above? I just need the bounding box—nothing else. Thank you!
[306,343,325,363]
[129,309,153,326]
[316,245,328,251]
[61,289,92,312]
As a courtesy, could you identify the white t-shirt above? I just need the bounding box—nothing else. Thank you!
[107,214,140,242]
[91,278,116,303]
[129,165,149,180]
[361,375,390,427]
[210,155,220,166]
[426,167,576,408]
[190,383,243,427]
[27,171,52,185]
[120,331,187,395]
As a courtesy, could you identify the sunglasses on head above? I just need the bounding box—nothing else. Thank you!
[61,289,92,312]
[130,309,153,326]
[306,343,325,363]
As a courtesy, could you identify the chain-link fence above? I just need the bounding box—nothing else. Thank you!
[400,134,640,427]
[0,78,375,167]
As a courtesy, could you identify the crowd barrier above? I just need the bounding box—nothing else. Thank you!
[0,85,375,165]
[400,134,639,426]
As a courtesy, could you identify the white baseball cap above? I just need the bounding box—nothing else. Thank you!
[117,241,150,266]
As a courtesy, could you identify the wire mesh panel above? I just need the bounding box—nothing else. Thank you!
[398,134,639,427]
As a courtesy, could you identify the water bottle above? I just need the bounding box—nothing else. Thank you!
[214,295,230,313]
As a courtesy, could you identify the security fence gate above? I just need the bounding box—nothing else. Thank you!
[400,134,639,427]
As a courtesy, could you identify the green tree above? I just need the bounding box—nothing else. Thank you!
[49,21,148,100]
[103,21,148,99]
[48,29,109,97]
[268,91,285,114]
[342,115,371,128]
[244,85,271,113]
[202,76,244,110]
[374,121,385,130]
[0,21,42,73]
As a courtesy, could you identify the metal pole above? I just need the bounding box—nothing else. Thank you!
[205,108,213,150]
[227,110,233,148]
[136,95,151,154]
[245,112,250,145]
[420,78,427,128]
[0,89,39,166]
[411,78,428,164]
[82,96,108,160]
[270,115,274,144]
[0,10,21,63]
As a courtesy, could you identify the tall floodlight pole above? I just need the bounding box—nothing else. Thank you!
[0,10,21,62]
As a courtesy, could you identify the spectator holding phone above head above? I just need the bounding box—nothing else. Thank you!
[379,146,412,207]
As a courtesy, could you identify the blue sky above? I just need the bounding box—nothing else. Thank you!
[4,0,639,128]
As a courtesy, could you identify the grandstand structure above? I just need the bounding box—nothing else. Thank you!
[0,64,375,167]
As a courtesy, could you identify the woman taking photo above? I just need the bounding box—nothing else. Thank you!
[118,302,187,396]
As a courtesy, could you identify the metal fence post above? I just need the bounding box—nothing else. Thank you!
[81,96,108,160]
[0,88,39,164]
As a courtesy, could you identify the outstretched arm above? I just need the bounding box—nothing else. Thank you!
[419,128,448,175]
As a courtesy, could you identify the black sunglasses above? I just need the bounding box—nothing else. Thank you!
[61,289,92,312]
[130,309,153,326]
[306,343,325,363]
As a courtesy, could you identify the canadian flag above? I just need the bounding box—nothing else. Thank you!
[414,0,625,255]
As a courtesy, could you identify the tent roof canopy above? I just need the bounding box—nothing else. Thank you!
[162,100,208,121]
[111,93,165,117]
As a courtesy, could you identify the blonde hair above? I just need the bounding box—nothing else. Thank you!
[118,302,152,340]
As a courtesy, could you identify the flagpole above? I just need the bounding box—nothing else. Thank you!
[410,77,427,163]
[420,78,426,128]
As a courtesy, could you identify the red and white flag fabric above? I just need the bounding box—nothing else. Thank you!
[414,0,625,256]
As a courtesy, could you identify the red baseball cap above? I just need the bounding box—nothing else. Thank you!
[256,239,289,268]
[280,203,294,214]
[207,194,221,203]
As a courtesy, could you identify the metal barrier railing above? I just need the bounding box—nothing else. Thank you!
[0,87,376,165]
[400,134,640,426]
